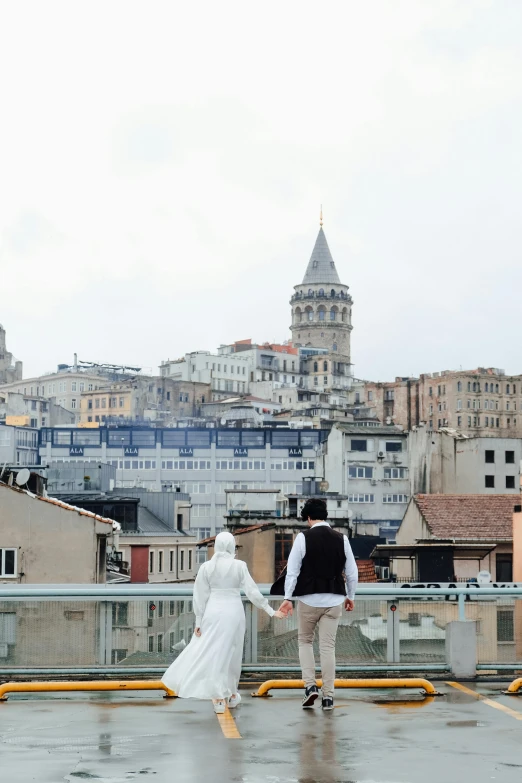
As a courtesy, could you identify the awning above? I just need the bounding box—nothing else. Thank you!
[371,542,497,560]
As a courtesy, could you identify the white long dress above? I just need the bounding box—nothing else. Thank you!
[162,558,274,700]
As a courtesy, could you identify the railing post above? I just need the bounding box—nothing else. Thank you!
[97,601,113,665]
[458,592,466,621]
[244,603,253,664]
[387,600,400,663]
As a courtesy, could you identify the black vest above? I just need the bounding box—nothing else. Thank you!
[293,525,346,597]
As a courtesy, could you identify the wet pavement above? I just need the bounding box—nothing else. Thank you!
[1,682,522,782]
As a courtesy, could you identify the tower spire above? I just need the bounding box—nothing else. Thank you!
[319,204,323,227]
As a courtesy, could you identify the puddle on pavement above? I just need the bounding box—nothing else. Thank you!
[446,720,486,727]
[371,697,435,710]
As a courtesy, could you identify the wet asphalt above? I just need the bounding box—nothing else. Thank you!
[1,682,522,782]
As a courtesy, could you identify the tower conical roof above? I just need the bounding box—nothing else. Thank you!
[302,227,341,285]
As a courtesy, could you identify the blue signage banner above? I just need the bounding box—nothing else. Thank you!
[179,447,194,457]
[233,447,248,457]
[69,446,84,457]
[289,447,303,457]
[124,447,139,457]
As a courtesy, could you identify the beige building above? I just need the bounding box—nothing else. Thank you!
[378,493,515,583]
[365,367,522,436]
[79,377,211,425]
[0,480,118,584]
[0,369,109,423]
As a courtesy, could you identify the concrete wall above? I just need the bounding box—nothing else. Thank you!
[0,484,110,583]
[409,430,522,495]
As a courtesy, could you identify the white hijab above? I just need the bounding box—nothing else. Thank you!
[206,531,237,580]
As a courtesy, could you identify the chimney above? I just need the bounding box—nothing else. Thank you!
[74,353,78,372]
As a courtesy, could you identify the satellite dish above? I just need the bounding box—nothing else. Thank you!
[15,468,31,487]
[319,480,329,492]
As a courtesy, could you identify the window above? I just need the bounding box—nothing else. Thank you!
[506,451,515,464]
[111,649,128,664]
[485,450,495,463]
[112,603,129,626]
[149,550,155,574]
[188,550,193,570]
[385,441,402,452]
[158,551,164,573]
[350,439,367,452]
[95,398,100,409]
[485,475,495,488]
[348,466,374,479]
[383,494,409,503]
[71,399,77,409]
[169,601,176,616]
[457,381,462,392]
[497,610,514,642]
[347,494,375,503]
[180,550,185,571]
[368,391,373,401]
[169,550,175,572]
[506,476,516,489]
[457,416,462,427]
[384,467,408,479]
[496,555,513,584]
[148,636,154,652]
[0,549,17,577]
[384,390,394,401]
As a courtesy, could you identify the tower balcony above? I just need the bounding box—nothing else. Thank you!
[290,291,352,304]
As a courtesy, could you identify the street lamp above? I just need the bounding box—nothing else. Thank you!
[121,437,125,488]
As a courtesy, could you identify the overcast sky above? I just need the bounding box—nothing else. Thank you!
[1,1,522,382]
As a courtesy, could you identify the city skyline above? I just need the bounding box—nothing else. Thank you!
[1,2,522,381]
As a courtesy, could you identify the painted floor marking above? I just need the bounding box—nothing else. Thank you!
[216,705,242,739]
[446,681,522,721]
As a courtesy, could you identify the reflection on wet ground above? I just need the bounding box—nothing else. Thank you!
[1,682,522,783]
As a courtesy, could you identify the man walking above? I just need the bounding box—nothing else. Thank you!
[278,498,358,711]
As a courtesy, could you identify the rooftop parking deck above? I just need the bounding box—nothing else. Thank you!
[2,681,522,783]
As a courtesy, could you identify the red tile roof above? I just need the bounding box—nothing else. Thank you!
[357,559,378,582]
[413,494,517,541]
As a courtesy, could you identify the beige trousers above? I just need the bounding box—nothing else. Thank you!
[297,601,342,698]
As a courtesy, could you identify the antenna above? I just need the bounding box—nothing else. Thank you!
[15,468,31,487]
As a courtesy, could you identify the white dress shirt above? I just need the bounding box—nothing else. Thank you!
[284,522,358,607]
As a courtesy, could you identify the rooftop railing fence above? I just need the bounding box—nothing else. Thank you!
[0,585,520,676]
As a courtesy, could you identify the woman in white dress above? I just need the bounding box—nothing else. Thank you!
[162,531,284,713]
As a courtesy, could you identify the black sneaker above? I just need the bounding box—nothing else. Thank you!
[322,697,334,711]
[302,685,319,708]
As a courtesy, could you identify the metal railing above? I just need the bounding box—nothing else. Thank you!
[0,585,520,676]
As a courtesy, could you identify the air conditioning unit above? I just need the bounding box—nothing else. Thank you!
[0,643,9,658]
[370,479,377,486]
[378,451,384,458]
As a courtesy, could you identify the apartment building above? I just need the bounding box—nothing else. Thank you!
[317,424,410,540]
[79,377,210,425]
[39,425,327,538]
[0,369,109,422]
[365,368,522,436]
[1,391,74,429]
[0,423,39,465]
[159,351,250,400]
[409,428,522,495]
